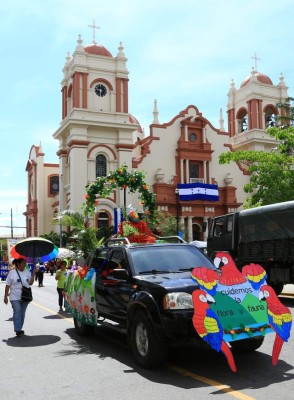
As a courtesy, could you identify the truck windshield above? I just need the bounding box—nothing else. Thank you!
[129,245,215,275]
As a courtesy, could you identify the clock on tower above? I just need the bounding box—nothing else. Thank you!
[94,84,107,97]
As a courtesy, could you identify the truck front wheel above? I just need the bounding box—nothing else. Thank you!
[131,311,168,369]
[74,317,95,336]
[230,336,264,353]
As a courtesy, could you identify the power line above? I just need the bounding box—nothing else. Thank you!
[0,226,26,228]
[0,209,26,238]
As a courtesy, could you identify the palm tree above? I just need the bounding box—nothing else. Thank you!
[40,230,71,248]
[53,210,101,259]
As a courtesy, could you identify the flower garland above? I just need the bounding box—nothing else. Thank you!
[84,165,157,223]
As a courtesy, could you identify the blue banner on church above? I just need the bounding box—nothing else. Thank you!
[114,208,124,234]
[178,183,219,201]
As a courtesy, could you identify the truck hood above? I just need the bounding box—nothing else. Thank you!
[135,272,198,293]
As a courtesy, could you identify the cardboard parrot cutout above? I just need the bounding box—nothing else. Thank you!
[191,251,292,372]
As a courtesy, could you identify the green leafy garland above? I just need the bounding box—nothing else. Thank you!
[224,323,271,340]
[84,165,157,223]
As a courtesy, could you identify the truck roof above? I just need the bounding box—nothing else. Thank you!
[239,200,294,217]
[239,200,294,241]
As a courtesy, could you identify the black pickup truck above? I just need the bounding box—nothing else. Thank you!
[70,237,264,368]
[207,201,294,294]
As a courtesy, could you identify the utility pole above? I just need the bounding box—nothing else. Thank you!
[10,208,13,239]
[0,209,25,238]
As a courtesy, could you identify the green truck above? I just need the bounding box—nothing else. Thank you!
[207,201,294,294]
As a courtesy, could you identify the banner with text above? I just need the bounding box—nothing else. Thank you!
[0,262,9,279]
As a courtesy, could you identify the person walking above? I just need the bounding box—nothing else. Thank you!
[37,262,45,287]
[48,261,55,276]
[55,260,67,312]
[3,258,36,336]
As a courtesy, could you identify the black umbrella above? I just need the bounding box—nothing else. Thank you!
[11,237,58,263]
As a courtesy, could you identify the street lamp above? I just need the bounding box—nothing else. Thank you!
[175,188,179,235]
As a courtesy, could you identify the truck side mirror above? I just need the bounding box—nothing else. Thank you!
[112,268,129,281]
[202,221,207,232]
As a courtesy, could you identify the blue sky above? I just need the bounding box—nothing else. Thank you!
[1,0,294,237]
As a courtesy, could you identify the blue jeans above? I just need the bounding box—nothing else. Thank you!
[10,300,28,332]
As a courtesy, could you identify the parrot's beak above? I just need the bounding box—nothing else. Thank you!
[206,293,215,304]
[214,257,224,270]
[259,291,265,301]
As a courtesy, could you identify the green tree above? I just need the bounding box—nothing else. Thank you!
[155,211,185,237]
[219,99,294,208]
[53,210,102,259]
[0,238,7,261]
[276,97,294,127]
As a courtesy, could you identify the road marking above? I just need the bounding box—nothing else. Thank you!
[167,365,255,400]
[31,301,256,400]
[32,301,74,324]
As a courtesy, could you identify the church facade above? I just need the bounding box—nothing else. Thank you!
[24,35,289,241]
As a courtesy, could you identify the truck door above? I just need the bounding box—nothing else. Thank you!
[96,249,133,322]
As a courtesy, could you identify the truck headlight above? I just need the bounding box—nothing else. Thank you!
[163,292,193,310]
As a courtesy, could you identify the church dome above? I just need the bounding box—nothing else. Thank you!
[129,114,143,133]
[84,43,113,57]
[240,71,273,88]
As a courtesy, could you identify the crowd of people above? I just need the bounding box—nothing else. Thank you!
[2,257,78,337]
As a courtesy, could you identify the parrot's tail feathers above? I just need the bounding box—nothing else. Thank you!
[272,334,284,366]
[221,341,237,372]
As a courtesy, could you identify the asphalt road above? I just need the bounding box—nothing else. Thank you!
[0,275,293,400]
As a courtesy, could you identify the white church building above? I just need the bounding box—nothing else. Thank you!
[24,34,289,241]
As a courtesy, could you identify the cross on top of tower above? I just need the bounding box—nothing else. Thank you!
[251,52,260,71]
[88,19,100,44]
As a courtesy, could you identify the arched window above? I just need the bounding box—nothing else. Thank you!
[49,175,59,196]
[236,108,248,133]
[264,106,277,128]
[266,113,276,127]
[189,161,200,178]
[242,116,248,131]
[97,211,109,231]
[96,154,107,177]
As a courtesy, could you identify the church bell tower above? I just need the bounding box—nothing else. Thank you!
[227,54,289,152]
[53,25,140,224]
